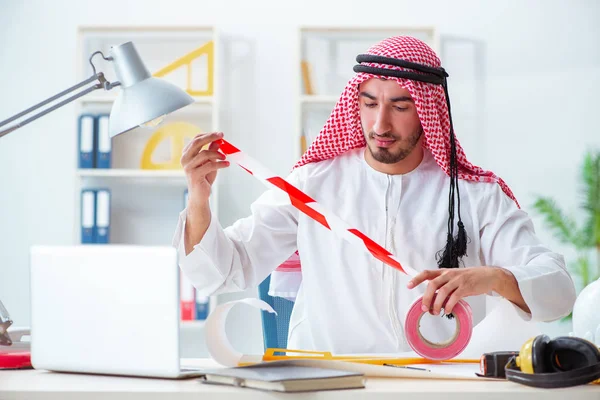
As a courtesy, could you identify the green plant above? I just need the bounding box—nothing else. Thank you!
[532,150,600,320]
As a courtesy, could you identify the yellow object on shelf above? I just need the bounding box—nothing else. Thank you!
[153,41,214,97]
[300,132,307,155]
[140,121,202,170]
[301,60,314,95]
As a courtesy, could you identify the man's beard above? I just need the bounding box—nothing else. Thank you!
[366,127,423,164]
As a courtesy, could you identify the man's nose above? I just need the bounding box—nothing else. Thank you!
[372,108,392,135]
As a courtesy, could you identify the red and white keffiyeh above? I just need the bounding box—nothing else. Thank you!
[295,36,517,202]
[271,36,518,297]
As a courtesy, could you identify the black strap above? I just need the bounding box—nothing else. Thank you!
[355,54,448,78]
[353,54,448,85]
[352,65,445,85]
[505,356,600,388]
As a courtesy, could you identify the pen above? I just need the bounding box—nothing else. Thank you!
[383,364,431,372]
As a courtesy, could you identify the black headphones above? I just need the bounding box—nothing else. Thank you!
[505,334,600,388]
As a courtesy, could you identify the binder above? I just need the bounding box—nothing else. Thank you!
[195,292,209,320]
[80,189,96,244]
[180,272,195,321]
[78,114,96,168]
[95,189,111,244]
[95,114,112,169]
[182,188,209,320]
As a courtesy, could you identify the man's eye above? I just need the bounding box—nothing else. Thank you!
[364,103,377,108]
[394,107,407,111]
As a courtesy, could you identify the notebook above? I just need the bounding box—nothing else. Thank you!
[198,361,366,392]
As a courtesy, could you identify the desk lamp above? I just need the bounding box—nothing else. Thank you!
[0,41,194,347]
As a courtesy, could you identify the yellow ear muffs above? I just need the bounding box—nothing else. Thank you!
[506,335,600,388]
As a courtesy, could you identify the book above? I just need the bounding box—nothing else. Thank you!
[198,361,365,393]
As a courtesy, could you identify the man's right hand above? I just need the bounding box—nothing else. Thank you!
[180,132,230,254]
[181,132,230,206]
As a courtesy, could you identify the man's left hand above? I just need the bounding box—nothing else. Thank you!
[406,266,529,316]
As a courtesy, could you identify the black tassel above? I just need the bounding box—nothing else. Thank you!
[437,233,458,269]
[455,221,467,258]
[436,77,469,271]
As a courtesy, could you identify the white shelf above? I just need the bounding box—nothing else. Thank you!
[81,95,215,105]
[300,95,339,104]
[300,25,438,33]
[180,320,206,329]
[77,169,186,178]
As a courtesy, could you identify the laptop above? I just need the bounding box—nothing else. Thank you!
[29,245,205,378]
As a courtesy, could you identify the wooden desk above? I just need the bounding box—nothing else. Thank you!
[1,359,598,400]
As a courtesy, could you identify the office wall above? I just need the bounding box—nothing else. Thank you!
[1,0,599,355]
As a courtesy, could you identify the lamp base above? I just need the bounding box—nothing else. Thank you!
[0,327,30,354]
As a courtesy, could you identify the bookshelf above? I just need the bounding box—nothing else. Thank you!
[74,26,221,328]
[76,169,186,179]
[296,26,439,158]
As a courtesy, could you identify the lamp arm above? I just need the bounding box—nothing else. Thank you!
[0,72,121,139]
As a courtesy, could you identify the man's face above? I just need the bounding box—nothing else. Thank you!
[359,78,423,164]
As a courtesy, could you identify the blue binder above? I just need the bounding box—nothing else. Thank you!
[78,114,96,168]
[195,293,209,320]
[80,189,96,244]
[95,188,111,244]
[95,114,112,169]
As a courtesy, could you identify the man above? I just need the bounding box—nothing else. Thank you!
[173,36,576,354]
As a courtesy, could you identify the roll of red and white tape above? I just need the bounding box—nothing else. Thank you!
[404,296,473,360]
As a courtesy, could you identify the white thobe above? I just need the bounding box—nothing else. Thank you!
[172,147,576,354]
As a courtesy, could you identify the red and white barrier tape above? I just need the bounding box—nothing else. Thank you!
[217,139,419,277]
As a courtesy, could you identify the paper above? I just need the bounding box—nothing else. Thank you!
[205,298,273,367]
